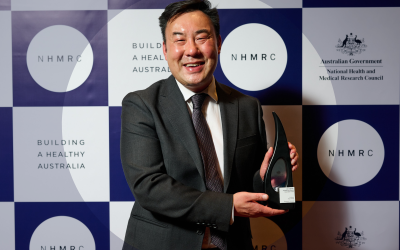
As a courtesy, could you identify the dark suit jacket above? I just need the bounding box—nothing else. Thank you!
[121,75,267,250]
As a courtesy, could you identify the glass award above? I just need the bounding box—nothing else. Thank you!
[264,112,295,210]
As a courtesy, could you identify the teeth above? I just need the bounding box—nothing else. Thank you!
[186,64,200,67]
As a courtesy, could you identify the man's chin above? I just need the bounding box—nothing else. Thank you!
[180,79,212,92]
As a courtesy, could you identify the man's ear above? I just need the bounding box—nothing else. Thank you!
[217,35,222,54]
[162,41,168,60]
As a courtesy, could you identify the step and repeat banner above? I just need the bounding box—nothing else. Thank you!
[1,0,399,249]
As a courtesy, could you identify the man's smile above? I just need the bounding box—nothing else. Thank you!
[183,61,205,72]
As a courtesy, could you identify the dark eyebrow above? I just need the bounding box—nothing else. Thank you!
[195,29,210,35]
[172,32,184,36]
[172,30,210,36]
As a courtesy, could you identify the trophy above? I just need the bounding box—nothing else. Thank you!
[264,112,295,210]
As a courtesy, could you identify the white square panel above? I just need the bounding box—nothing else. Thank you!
[108,9,171,106]
[0,11,12,107]
[11,0,107,10]
[13,107,109,202]
[0,202,15,250]
[110,201,135,250]
[303,8,400,105]
[303,201,399,249]
[210,0,301,8]
[259,0,301,8]
[262,106,302,201]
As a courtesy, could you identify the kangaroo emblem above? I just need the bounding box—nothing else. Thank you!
[341,35,349,47]
[340,227,348,240]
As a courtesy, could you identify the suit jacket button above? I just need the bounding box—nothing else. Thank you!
[196,229,203,235]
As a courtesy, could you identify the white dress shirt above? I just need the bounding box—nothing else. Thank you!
[176,77,224,181]
[176,77,232,249]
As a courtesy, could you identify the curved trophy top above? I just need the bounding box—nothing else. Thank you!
[272,111,289,151]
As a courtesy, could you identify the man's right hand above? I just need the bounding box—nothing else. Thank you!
[233,192,287,218]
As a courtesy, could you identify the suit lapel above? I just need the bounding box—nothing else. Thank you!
[216,82,238,192]
[159,75,205,182]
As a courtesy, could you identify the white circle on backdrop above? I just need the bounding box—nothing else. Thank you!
[220,23,287,91]
[317,119,384,187]
[30,216,96,249]
[27,25,94,92]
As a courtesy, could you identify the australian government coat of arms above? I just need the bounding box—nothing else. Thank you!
[335,33,367,56]
[335,225,367,248]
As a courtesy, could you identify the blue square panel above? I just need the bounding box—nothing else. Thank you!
[0,0,10,10]
[15,202,109,250]
[0,108,13,201]
[110,107,135,201]
[215,9,302,105]
[108,0,175,9]
[303,0,400,7]
[303,105,399,201]
[12,11,108,106]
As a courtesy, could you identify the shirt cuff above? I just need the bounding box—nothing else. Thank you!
[230,197,234,225]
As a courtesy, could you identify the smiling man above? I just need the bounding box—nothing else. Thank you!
[121,1,298,250]
[161,8,220,93]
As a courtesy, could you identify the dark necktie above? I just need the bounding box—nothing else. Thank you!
[191,93,226,250]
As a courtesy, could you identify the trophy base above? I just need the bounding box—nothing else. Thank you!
[268,201,296,210]
[266,187,296,210]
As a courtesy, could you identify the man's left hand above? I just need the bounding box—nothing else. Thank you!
[260,142,298,181]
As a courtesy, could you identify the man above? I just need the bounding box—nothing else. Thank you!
[121,1,298,249]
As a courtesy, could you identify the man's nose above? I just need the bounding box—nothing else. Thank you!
[184,39,199,57]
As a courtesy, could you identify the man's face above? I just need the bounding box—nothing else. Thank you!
[163,10,221,92]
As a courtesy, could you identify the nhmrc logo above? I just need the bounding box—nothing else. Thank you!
[317,119,384,187]
[30,216,95,250]
[26,25,94,93]
[220,23,287,91]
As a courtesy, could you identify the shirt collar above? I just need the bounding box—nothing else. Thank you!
[176,76,218,103]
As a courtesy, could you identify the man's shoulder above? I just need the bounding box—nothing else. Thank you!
[216,81,261,105]
[122,76,174,104]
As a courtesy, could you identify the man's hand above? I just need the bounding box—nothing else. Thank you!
[233,143,298,218]
[289,142,299,172]
[260,142,299,181]
[233,192,287,217]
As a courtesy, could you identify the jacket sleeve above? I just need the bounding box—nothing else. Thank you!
[253,98,267,193]
[120,92,233,232]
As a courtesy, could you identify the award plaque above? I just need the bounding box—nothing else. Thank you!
[264,112,295,210]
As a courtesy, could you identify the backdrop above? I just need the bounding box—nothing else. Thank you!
[1,0,399,249]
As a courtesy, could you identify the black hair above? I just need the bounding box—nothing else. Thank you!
[159,0,220,44]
